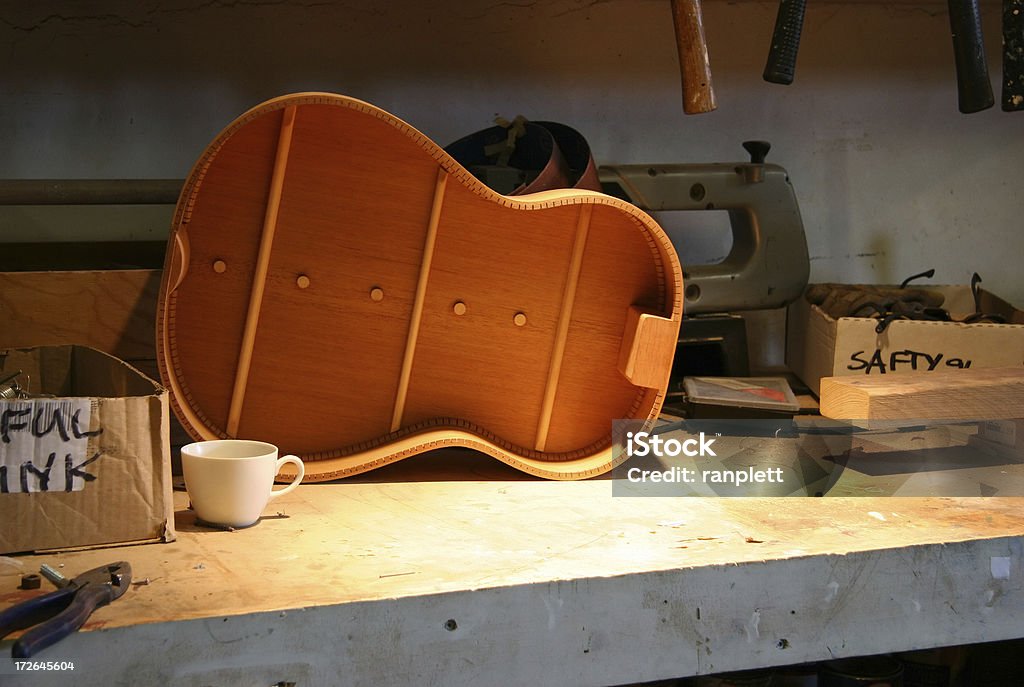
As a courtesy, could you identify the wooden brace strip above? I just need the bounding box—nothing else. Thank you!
[390,167,449,432]
[535,204,593,452]
[227,104,297,436]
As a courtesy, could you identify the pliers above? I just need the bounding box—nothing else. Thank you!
[0,561,131,658]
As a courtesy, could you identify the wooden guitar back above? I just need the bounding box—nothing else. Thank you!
[157,93,683,480]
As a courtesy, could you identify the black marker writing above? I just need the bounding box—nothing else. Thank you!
[71,409,103,439]
[32,407,70,442]
[20,452,58,492]
[65,452,101,492]
[0,452,103,493]
[0,404,102,443]
[1,408,32,444]
[848,349,973,374]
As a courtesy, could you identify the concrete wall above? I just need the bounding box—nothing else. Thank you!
[2,0,1020,303]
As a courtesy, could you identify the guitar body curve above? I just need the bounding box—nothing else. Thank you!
[157,93,683,480]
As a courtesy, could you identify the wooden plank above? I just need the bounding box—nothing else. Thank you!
[0,241,166,272]
[820,368,1024,422]
[0,269,160,361]
[0,269,200,451]
[2,455,1024,685]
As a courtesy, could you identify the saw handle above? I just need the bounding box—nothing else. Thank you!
[948,0,995,112]
[763,0,807,84]
[671,0,717,113]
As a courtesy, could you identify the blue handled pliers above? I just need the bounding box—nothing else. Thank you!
[0,562,132,658]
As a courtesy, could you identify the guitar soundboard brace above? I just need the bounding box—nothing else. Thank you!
[599,141,810,316]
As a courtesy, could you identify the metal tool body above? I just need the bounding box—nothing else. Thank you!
[948,0,995,112]
[599,142,809,315]
[0,561,131,658]
[0,370,26,399]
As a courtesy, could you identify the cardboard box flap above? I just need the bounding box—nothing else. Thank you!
[71,346,164,398]
[0,345,162,398]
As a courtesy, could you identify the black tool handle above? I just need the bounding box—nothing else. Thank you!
[1004,0,1024,110]
[0,587,75,642]
[948,0,995,112]
[11,585,111,658]
[764,0,807,84]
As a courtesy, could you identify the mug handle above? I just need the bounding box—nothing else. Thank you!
[268,455,305,500]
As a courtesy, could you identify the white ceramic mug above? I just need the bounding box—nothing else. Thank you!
[181,439,305,528]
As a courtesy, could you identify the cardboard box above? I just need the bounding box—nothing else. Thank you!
[0,345,175,553]
[787,285,1024,395]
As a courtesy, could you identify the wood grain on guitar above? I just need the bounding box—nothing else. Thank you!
[157,93,683,481]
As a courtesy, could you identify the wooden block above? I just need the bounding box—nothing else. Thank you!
[820,368,1024,422]
[0,269,160,361]
[617,306,680,389]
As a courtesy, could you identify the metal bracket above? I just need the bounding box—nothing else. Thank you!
[599,148,809,315]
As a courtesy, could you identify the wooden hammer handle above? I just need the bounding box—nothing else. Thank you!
[671,0,717,114]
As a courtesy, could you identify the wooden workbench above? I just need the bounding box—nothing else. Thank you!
[3,449,1024,686]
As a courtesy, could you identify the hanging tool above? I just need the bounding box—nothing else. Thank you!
[948,0,995,112]
[763,0,808,84]
[0,562,131,658]
[1004,0,1024,110]
[671,0,717,113]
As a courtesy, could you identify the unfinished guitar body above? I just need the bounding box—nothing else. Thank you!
[157,93,683,480]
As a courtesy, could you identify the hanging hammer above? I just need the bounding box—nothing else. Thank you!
[671,0,717,113]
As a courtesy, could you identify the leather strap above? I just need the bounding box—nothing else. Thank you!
[444,119,601,195]
[532,120,602,192]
